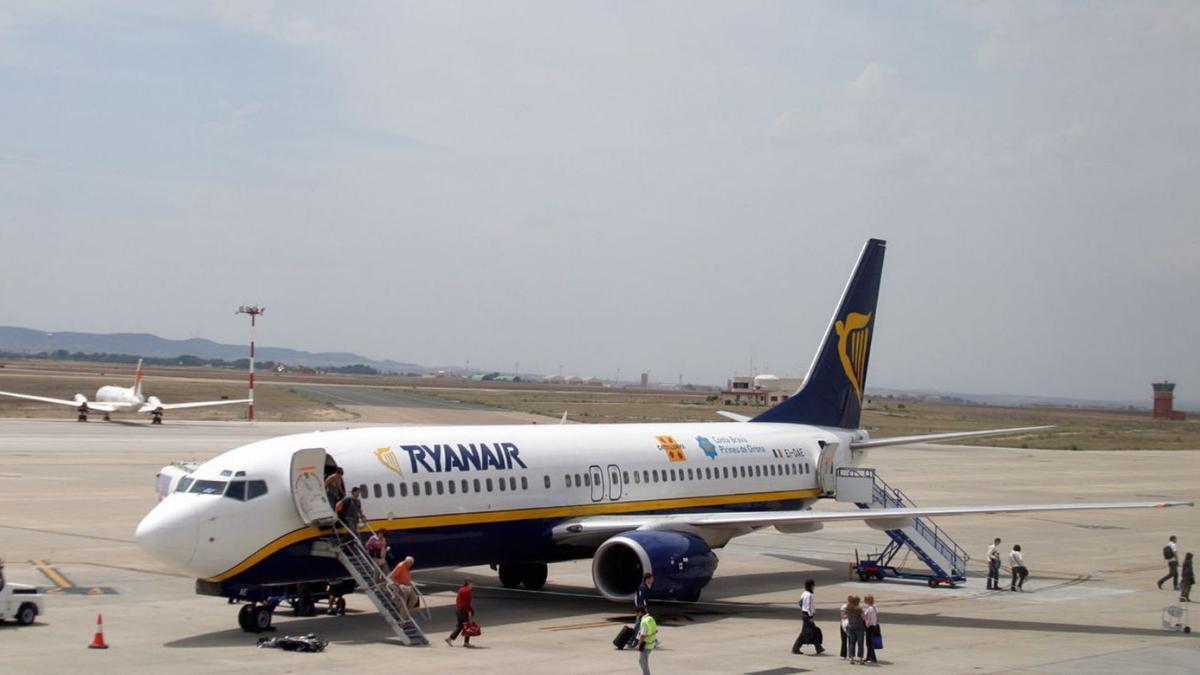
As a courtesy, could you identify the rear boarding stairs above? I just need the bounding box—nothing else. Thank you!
[326,526,430,645]
[836,467,970,587]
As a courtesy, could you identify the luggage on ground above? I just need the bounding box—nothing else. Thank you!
[613,625,636,650]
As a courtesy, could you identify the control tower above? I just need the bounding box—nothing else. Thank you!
[1152,381,1186,420]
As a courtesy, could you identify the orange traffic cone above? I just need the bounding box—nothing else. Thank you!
[88,613,109,649]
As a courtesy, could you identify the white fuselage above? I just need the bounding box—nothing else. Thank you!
[136,421,867,588]
[94,385,143,407]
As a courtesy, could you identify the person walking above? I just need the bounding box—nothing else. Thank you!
[633,607,658,675]
[388,555,418,609]
[1009,544,1029,591]
[366,529,389,571]
[863,594,880,664]
[987,537,1003,590]
[1158,535,1180,590]
[635,573,653,614]
[1180,552,1194,602]
[792,579,825,655]
[845,595,867,665]
[325,467,346,509]
[445,579,475,647]
[334,486,363,536]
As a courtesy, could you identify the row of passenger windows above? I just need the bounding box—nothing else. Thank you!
[356,461,812,500]
[565,461,810,489]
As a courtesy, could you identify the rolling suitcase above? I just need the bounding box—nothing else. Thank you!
[613,625,636,650]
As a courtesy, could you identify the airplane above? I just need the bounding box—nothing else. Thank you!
[135,238,1191,634]
[0,359,251,424]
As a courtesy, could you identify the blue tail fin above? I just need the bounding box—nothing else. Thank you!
[751,238,886,429]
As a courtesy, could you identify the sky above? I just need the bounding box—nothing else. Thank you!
[1,1,1197,403]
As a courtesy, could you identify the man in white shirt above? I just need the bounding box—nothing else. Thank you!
[792,579,824,655]
[1158,535,1180,590]
[987,537,1003,590]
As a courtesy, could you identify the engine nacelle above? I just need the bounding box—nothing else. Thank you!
[592,530,718,603]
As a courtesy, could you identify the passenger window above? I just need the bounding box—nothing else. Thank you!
[722,467,728,479]
[704,468,711,479]
[360,484,368,497]
[400,482,409,497]
[623,471,630,484]
[224,480,246,501]
[387,483,395,498]
[652,470,659,482]
[584,473,591,487]
[486,478,494,492]
[544,475,551,489]
[424,481,432,496]
[575,473,583,487]
[643,470,649,484]
[374,483,382,498]
[448,480,456,494]
[499,477,507,491]
[521,476,528,490]
[510,477,517,491]
[413,482,421,496]
[437,481,444,495]
[176,477,194,493]
[462,479,469,493]
[634,472,641,484]
[474,479,481,492]
[247,480,268,500]
[564,474,571,488]
[687,469,693,480]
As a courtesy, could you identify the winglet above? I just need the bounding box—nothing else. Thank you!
[716,411,751,422]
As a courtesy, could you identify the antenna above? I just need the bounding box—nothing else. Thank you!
[235,305,265,421]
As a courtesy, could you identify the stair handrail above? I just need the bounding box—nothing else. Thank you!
[330,527,426,635]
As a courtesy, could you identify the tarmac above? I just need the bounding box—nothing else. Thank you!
[0,416,1197,674]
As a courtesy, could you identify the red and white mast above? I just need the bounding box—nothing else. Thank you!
[236,305,265,421]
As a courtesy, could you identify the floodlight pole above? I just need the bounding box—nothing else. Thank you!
[236,305,265,421]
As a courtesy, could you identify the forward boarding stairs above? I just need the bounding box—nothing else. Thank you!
[835,467,969,585]
[329,528,429,646]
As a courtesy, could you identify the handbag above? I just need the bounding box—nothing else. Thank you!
[869,626,883,650]
[462,620,482,637]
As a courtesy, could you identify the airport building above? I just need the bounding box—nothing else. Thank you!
[721,374,804,406]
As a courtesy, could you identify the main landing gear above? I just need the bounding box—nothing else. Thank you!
[237,603,274,633]
[151,409,164,425]
[77,406,88,422]
[496,563,548,590]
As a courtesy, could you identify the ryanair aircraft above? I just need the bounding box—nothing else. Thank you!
[135,239,1190,631]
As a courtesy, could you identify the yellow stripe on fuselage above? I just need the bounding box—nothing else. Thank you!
[206,487,821,582]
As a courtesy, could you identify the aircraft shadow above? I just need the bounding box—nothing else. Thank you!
[162,564,1186,648]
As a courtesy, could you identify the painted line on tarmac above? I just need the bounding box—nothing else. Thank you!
[30,559,120,595]
[0,523,134,544]
[32,559,74,588]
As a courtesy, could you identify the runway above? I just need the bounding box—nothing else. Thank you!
[0,418,1196,673]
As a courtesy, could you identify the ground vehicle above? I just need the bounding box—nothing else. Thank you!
[0,582,45,625]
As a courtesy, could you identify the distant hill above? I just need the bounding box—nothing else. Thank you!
[0,326,425,373]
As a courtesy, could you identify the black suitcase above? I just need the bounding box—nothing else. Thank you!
[613,625,636,650]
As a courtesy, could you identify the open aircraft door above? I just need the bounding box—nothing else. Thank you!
[817,440,839,497]
[292,448,335,526]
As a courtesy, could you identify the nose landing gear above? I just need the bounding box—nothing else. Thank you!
[237,603,274,633]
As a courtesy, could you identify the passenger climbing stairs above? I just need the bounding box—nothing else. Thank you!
[836,467,970,585]
[330,530,429,645]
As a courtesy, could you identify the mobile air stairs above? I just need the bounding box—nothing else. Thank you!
[328,527,430,645]
[835,467,970,588]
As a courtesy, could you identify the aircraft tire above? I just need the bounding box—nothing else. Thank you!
[293,593,316,617]
[521,563,548,590]
[237,604,255,632]
[251,605,273,632]
[498,564,523,588]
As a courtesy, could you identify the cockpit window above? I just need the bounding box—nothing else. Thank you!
[225,480,246,501]
[247,480,268,500]
[189,479,227,495]
[175,476,194,493]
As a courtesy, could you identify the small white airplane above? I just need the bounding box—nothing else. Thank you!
[0,359,250,424]
[136,239,1191,636]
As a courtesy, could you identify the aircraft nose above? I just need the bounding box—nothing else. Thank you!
[135,498,199,571]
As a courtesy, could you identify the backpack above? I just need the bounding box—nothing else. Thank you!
[1164,545,1175,560]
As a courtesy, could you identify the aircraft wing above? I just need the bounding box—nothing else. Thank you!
[551,499,1192,544]
[0,390,120,412]
[140,398,251,412]
[850,425,1053,450]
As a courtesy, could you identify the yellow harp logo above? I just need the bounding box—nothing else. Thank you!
[374,446,404,477]
[835,312,872,401]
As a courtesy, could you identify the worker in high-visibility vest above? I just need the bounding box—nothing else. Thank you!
[634,607,658,675]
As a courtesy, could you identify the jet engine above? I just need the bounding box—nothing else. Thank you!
[592,530,718,602]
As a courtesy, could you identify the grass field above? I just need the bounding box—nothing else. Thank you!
[0,359,1195,449]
